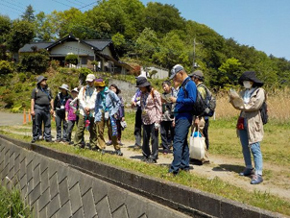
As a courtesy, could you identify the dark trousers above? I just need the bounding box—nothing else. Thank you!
[33,105,52,140]
[55,111,67,141]
[134,107,142,146]
[142,123,159,161]
[66,120,76,142]
[160,121,174,152]
[74,114,97,147]
[203,118,209,150]
[169,118,191,174]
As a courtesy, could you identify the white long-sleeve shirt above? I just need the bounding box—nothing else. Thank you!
[78,86,97,117]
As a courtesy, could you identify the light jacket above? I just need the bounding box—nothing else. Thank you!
[94,88,121,122]
[78,86,97,117]
[232,87,265,144]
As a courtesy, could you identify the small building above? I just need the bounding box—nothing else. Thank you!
[19,34,131,74]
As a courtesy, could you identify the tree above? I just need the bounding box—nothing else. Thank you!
[135,28,159,62]
[7,20,35,53]
[153,31,190,70]
[143,2,185,37]
[0,15,11,44]
[18,49,50,74]
[21,5,35,22]
[217,58,242,88]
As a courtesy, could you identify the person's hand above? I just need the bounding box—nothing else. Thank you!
[121,117,125,122]
[50,109,54,115]
[85,107,90,115]
[172,120,175,127]
[131,102,137,108]
[194,117,200,125]
[31,110,35,116]
[154,123,160,130]
[169,96,176,103]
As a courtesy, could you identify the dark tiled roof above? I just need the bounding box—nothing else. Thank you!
[83,40,112,51]
[19,42,53,52]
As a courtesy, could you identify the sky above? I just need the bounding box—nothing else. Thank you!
[1,0,290,60]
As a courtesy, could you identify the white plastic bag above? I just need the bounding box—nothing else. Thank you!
[189,128,206,160]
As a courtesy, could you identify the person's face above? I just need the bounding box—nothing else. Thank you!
[110,86,117,93]
[140,86,147,93]
[40,79,47,86]
[60,88,67,95]
[162,83,171,93]
[87,81,94,87]
[72,92,78,98]
[192,76,199,85]
[173,71,182,85]
[96,86,105,92]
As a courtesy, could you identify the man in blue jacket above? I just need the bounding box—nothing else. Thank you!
[168,64,197,175]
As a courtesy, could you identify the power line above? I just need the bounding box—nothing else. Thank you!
[2,0,26,11]
[50,0,71,8]
[0,2,23,14]
[63,0,83,7]
[71,0,86,5]
[78,1,97,10]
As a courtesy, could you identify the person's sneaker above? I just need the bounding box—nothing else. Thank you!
[45,139,53,142]
[250,175,263,185]
[106,140,112,145]
[141,156,148,162]
[55,139,61,143]
[118,141,124,146]
[147,158,157,163]
[31,139,36,143]
[239,168,254,176]
[115,150,123,156]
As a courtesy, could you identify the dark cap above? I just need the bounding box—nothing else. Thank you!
[189,70,204,80]
[36,75,47,85]
[136,77,151,88]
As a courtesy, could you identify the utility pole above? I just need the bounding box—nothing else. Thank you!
[192,37,199,71]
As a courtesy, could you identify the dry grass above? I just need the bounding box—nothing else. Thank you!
[214,87,290,122]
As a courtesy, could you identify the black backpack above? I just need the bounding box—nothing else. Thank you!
[197,84,216,117]
[258,88,268,125]
[181,79,207,116]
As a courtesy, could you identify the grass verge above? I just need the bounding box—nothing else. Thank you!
[0,127,290,216]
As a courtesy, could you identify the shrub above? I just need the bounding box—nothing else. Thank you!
[65,53,78,66]
[50,60,60,70]
[0,60,14,75]
[2,94,14,108]
[14,83,22,93]
[18,49,50,74]
[18,72,26,82]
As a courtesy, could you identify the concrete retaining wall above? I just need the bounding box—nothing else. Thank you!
[0,135,285,218]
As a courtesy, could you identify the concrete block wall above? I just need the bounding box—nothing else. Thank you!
[0,137,189,218]
[0,135,286,218]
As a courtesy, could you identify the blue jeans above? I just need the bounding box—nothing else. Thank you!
[169,118,191,174]
[239,121,263,175]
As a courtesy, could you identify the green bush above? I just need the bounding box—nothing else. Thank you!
[0,60,14,75]
[2,94,14,108]
[14,83,22,93]
[18,49,50,74]
[18,72,26,82]
[50,59,60,70]
[65,53,78,66]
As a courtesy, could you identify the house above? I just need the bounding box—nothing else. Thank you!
[19,34,132,74]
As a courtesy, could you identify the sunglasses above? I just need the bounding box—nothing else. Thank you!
[96,86,105,89]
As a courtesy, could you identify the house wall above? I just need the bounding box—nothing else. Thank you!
[50,41,94,57]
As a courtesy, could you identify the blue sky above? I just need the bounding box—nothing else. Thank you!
[1,0,290,60]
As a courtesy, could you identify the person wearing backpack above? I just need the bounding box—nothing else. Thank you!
[189,70,215,150]
[54,84,71,142]
[229,71,266,185]
[168,64,197,175]
[94,79,123,156]
[30,75,54,143]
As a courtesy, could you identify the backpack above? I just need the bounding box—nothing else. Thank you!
[197,84,216,117]
[181,79,207,116]
[258,88,268,125]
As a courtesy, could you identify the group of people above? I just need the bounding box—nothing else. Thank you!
[31,74,125,156]
[31,65,266,185]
